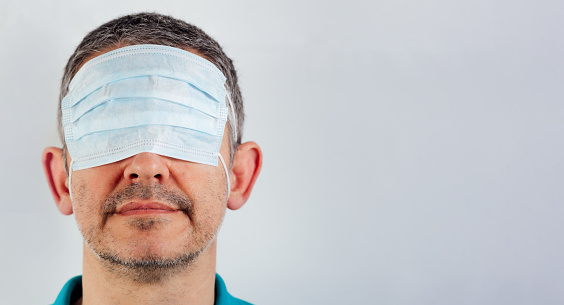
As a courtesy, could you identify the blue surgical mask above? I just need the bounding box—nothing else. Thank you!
[62,45,234,199]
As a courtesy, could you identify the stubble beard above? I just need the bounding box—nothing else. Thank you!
[95,247,205,284]
[76,183,225,284]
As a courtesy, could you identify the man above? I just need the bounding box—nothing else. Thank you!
[42,12,262,305]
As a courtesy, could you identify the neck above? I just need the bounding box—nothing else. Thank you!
[79,241,217,305]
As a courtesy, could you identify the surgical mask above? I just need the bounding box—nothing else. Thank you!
[62,45,235,199]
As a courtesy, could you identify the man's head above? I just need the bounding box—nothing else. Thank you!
[42,12,262,284]
[59,12,244,166]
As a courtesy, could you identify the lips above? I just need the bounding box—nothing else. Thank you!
[116,202,177,216]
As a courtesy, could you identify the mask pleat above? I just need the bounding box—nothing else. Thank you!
[71,97,221,140]
[66,75,222,122]
[63,45,229,171]
[64,46,226,109]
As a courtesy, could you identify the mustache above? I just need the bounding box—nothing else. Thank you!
[101,183,193,218]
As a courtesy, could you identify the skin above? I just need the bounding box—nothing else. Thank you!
[42,50,262,305]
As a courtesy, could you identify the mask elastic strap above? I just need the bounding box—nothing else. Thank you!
[68,160,75,202]
[217,153,231,198]
[226,91,238,142]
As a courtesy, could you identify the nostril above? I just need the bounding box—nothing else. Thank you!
[154,174,161,178]
[130,173,138,178]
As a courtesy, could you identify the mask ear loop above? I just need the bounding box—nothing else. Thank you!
[68,160,75,202]
[217,153,230,198]
[226,91,238,143]
[221,90,235,200]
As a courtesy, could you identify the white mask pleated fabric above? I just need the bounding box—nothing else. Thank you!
[62,45,233,199]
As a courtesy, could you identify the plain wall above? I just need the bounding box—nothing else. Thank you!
[1,0,563,304]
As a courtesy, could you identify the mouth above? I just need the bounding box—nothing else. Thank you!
[115,202,178,216]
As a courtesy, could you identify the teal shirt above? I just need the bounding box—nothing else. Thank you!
[52,274,252,305]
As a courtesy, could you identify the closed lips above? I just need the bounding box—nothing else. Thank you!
[116,202,177,214]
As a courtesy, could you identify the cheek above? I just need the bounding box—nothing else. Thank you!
[172,164,228,222]
[70,169,119,225]
[72,165,123,197]
[71,179,101,228]
[174,164,228,200]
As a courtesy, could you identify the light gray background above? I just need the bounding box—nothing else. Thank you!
[1,0,563,304]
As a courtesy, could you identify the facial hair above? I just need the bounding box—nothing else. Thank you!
[77,182,220,284]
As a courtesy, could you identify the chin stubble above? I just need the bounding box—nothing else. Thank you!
[97,251,202,284]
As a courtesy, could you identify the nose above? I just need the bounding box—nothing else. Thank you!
[123,152,170,182]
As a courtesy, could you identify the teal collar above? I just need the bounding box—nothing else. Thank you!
[53,274,251,305]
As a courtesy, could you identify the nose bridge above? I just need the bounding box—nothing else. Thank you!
[124,152,170,182]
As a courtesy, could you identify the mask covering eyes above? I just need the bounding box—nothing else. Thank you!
[62,45,236,200]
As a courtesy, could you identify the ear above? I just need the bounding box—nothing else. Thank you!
[227,141,263,210]
[42,147,73,215]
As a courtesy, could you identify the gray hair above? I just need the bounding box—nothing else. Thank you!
[58,12,244,170]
